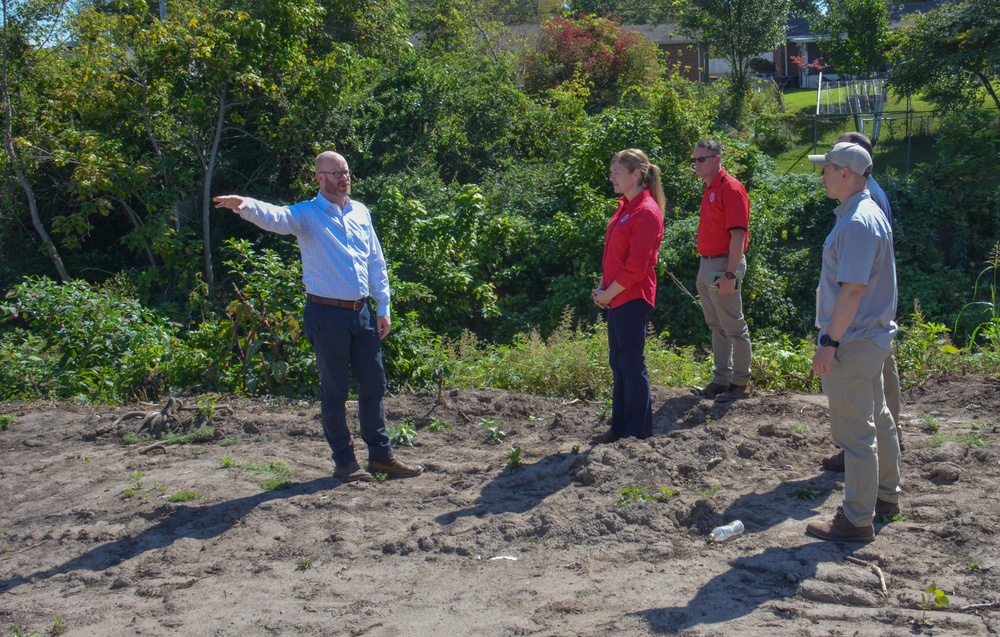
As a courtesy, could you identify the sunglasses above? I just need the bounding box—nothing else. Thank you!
[690,155,719,164]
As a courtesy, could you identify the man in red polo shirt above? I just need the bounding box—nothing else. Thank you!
[693,139,752,402]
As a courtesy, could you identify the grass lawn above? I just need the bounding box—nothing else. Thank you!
[773,88,944,176]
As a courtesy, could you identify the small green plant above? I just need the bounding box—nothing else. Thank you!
[965,561,980,572]
[296,557,313,571]
[697,484,720,498]
[790,485,818,500]
[916,582,950,627]
[527,415,544,421]
[616,484,656,506]
[219,457,236,468]
[656,486,678,502]
[260,477,293,491]
[49,618,66,635]
[129,471,147,488]
[8,625,40,637]
[167,490,203,503]
[922,413,941,434]
[425,417,453,432]
[571,445,581,454]
[219,436,239,447]
[242,460,293,476]
[479,418,506,443]
[389,417,417,447]
[0,414,16,431]
[122,431,154,445]
[195,394,218,421]
[929,433,990,448]
[506,447,524,473]
[792,422,808,435]
[372,472,389,483]
[77,454,90,462]
[163,426,216,445]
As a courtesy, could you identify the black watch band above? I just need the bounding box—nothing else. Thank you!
[724,271,737,280]
[819,334,840,348]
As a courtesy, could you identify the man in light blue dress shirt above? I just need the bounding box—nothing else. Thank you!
[214,152,423,482]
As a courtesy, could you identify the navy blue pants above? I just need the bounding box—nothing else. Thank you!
[303,301,392,466]
[607,299,653,439]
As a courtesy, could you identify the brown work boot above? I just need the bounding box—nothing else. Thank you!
[700,382,729,399]
[806,507,875,543]
[715,384,749,403]
[590,430,621,445]
[822,449,846,472]
[875,498,901,517]
[334,462,373,483]
[367,457,424,478]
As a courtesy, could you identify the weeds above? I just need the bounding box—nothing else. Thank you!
[697,484,720,498]
[915,583,950,627]
[656,486,678,502]
[616,484,656,506]
[219,457,236,468]
[167,490,203,503]
[220,436,240,447]
[260,477,293,490]
[929,432,990,448]
[425,417,453,432]
[922,413,941,433]
[372,472,389,483]
[241,460,293,476]
[790,485,818,500]
[296,557,313,571]
[389,417,417,447]
[0,414,15,431]
[479,418,506,443]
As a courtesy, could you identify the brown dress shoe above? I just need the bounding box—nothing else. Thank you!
[875,498,901,517]
[822,449,846,472]
[714,384,749,403]
[806,507,875,543]
[368,457,424,478]
[334,462,373,483]
[590,430,621,445]
[700,382,729,399]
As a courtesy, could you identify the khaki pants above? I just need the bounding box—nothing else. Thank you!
[822,338,902,525]
[697,255,752,386]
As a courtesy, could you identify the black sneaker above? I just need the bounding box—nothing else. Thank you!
[700,382,729,399]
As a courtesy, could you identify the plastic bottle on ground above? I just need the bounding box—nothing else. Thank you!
[709,520,745,542]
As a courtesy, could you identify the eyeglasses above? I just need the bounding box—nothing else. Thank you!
[318,170,350,179]
[690,155,719,164]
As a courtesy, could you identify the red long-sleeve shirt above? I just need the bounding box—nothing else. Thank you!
[601,189,664,309]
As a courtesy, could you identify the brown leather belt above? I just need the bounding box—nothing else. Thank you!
[701,253,729,259]
[307,294,365,310]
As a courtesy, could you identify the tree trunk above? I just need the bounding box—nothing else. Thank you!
[201,86,228,292]
[2,0,70,282]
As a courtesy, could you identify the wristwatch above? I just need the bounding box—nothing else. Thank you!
[819,334,840,348]
[724,271,737,280]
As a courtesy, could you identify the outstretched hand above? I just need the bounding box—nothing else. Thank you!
[212,195,247,212]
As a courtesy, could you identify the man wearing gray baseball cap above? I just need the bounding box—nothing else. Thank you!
[804,142,902,543]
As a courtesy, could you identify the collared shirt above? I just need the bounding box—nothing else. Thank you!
[697,168,750,256]
[817,190,897,348]
[602,189,664,309]
[866,175,892,227]
[237,193,391,317]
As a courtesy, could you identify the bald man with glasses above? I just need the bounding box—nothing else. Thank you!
[214,151,424,483]
[692,139,753,403]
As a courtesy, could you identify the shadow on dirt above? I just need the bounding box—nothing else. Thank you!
[434,452,579,524]
[0,476,339,592]
[631,542,854,632]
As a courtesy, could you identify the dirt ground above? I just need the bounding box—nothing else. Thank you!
[1,376,999,637]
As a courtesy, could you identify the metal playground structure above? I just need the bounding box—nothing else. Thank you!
[815,74,888,144]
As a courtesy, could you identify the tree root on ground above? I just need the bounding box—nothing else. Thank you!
[112,397,233,439]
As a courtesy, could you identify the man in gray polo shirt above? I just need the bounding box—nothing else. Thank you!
[805,142,902,543]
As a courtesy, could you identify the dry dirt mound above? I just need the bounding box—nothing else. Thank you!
[1,377,999,636]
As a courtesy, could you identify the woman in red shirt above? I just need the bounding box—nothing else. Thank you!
[591,149,665,443]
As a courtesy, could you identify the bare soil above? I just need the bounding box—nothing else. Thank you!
[2,377,999,636]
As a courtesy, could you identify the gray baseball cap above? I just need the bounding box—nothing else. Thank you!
[808,142,872,176]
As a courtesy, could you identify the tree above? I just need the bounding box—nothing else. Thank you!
[677,0,790,126]
[888,0,1000,114]
[2,0,74,281]
[810,0,889,78]
[567,0,674,24]
[521,13,663,113]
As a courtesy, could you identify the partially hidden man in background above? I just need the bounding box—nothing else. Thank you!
[591,149,665,444]
[806,142,901,543]
[692,140,752,403]
[213,151,423,483]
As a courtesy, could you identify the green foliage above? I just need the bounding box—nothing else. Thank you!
[425,417,453,432]
[167,490,204,503]
[0,415,15,431]
[480,418,507,443]
[954,243,1000,350]
[0,276,176,403]
[162,426,215,445]
[389,417,417,447]
[241,460,293,476]
[259,477,293,491]
[505,446,524,473]
[521,14,663,113]
[810,0,890,78]
[789,484,818,500]
[929,432,989,448]
[616,484,656,506]
[888,0,1000,113]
